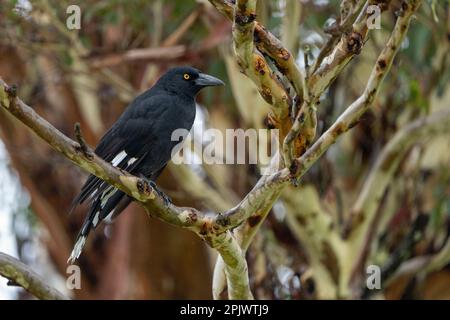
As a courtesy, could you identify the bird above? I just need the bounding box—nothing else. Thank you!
[68,66,224,263]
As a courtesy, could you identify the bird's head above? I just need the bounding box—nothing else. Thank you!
[156,66,224,97]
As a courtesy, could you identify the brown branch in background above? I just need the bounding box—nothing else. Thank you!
[88,45,187,69]
[0,252,68,300]
[162,9,201,47]
[168,162,233,212]
[387,237,450,288]
[361,214,429,299]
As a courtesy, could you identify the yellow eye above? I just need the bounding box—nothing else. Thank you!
[183,73,190,80]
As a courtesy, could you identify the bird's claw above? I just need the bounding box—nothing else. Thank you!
[148,180,172,206]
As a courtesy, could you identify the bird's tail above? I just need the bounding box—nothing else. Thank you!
[68,221,91,264]
[68,233,87,264]
[68,188,130,263]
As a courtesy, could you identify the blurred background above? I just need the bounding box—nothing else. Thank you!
[0,0,449,299]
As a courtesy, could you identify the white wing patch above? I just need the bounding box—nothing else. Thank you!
[128,157,138,166]
[111,150,127,166]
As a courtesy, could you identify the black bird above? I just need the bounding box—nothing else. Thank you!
[68,67,224,263]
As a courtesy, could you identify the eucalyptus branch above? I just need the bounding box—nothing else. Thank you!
[308,0,394,102]
[340,0,368,28]
[209,0,303,101]
[212,155,285,297]
[0,252,68,300]
[290,0,423,182]
[282,100,317,168]
[232,0,291,123]
[211,232,253,299]
[313,0,367,72]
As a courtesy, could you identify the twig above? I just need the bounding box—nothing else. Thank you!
[307,0,393,102]
[74,122,93,160]
[382,236,450,291]
[162,9,201,47]
[0,252,68,300]
[313,0,367,72]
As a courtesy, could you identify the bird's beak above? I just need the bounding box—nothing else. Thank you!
[195,73,225,87]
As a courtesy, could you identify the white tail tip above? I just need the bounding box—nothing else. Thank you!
[67,236,86,264]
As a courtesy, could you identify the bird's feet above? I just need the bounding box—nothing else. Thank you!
[147,179,172,206]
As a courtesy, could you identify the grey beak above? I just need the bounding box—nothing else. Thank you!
[195,73,225,87]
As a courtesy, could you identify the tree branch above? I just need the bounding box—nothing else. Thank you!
[232,0,291,124]
[290,0,423,182]
[0,252,68,300]
[209,0,304,98]
[211,232,253,299]
[307,0,394,102]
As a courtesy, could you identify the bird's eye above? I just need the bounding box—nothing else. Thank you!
[183,73,190,80]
